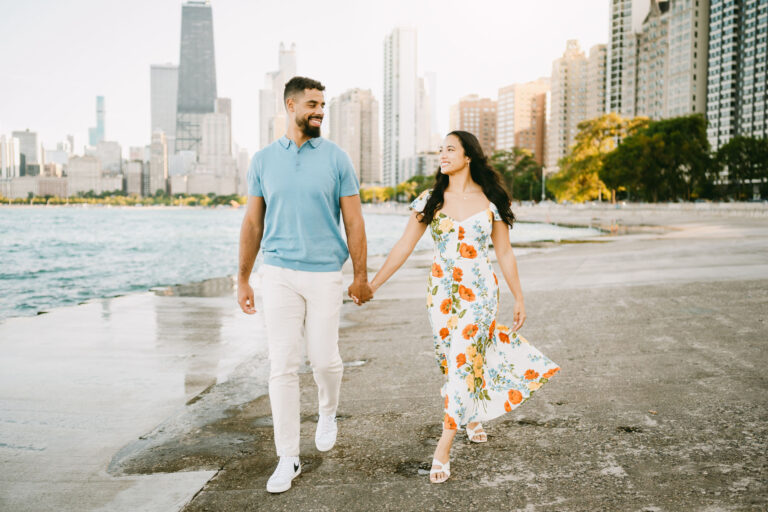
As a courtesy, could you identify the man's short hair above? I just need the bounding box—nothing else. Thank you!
[283,76,325,103]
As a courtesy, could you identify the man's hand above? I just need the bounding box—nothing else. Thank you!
[238,281,257,314]
[347,279,373,306]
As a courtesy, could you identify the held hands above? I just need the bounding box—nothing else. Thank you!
[512,300,526,331]
[347,278,374,306]
[237,282,257,314]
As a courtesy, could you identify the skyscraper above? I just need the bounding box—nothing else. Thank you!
[416,77,434,153]
[88,96,105,146]
[328,88,381,184]
[200,98,236,177]
[0,135,21,179]
[149,130,169,195]
[546,40,589,171]
[497,78,550,164]
[151,64,179,153]
[707,0,767,149]
[666,0,710,118]
[175,0,217,154]
[259,43,297,149]
[94,141,122,174]
[607,0,652,116]
[12,129,41,176]
[635,0,671,120]
[450,95,498,156]
[383,27,418,187]
[587,45,608,121]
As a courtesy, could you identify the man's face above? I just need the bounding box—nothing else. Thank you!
[288,88,325,138]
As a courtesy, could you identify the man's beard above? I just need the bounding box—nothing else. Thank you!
[297,115,322,138]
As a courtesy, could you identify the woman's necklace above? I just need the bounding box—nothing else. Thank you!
[447,189,481,200]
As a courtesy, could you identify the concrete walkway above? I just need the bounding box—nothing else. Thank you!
[168,209,768,510]
[2,206,766,511]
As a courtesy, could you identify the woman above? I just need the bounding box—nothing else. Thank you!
[369,131,559,483]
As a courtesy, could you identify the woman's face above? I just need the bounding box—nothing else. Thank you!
[439,134,469,175]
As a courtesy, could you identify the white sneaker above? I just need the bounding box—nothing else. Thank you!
[266,456,301,493]
[315,414,337,452]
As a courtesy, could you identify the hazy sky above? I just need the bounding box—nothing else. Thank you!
[1,0,611,156]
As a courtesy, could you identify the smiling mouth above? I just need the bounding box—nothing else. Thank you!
[309,117,323,126]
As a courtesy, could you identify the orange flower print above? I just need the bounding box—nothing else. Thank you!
[444,414,457,430]
[458,226,465,240]
[440,298,452,314]
[499,332,510,343]
[439,327,450,339]
[462,324,478,339]
[543,367,560,379]
[504,401,512,412]
[508,389,523,405]
[452,267,463,282]
[458,285,476,302]
[456,353,467,367]
[489,320,496,338]
[431,263,443,278]
[524,369,539,380]
[459,243,477,259]
[493,273,498,285]
[444,395,449,409]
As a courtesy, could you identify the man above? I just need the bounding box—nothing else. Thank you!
[237,76,373,493]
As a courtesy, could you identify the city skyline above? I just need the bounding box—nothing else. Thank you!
[0,0,610,156]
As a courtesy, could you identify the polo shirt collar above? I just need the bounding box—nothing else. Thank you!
[278,136,324,149]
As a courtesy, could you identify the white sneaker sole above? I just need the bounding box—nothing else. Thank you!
[266,468,301,493]
[315,436,336,452]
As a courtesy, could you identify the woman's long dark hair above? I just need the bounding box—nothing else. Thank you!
[417,130,515,227]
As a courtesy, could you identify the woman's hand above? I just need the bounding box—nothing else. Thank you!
[513,299,526,331]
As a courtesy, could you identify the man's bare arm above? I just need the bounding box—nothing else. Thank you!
[340,194,373,304]
[237,196,266,314]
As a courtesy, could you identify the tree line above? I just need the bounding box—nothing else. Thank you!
[549,113,768,202]
[362,113,767,204]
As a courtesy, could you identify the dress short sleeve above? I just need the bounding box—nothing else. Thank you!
[489,202,502,221]
[409,189,431,212]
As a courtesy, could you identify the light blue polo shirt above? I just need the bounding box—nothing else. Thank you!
[247,136,360,272]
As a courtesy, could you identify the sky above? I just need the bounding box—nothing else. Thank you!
[0,0,611,156]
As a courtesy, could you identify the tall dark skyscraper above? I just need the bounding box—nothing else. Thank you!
[175,0,217,154]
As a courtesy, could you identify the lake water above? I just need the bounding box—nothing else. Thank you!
[0,206,601,322]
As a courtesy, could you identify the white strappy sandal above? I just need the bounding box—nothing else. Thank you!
[466,423,487,443]
[429,458,451,483]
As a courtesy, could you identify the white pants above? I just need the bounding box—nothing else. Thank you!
[260,264,344,457]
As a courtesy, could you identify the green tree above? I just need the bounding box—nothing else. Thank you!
[395,180,418,202]
[548,113,648,203]
[405,174,434,198]
[489,147,544,201]
[715,136,768,200]
[602,114,712,201]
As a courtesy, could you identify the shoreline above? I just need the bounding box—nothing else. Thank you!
[0,212,606,324]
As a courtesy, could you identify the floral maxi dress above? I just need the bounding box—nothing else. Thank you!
[410,191,560,430]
